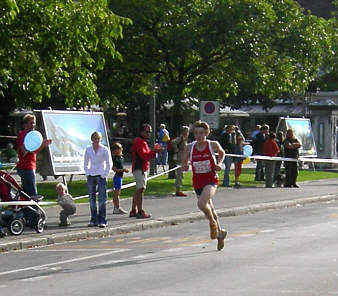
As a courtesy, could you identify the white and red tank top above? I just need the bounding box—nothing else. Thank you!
[190,140,218,189]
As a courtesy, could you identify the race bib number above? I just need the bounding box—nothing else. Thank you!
[193,160,211,174]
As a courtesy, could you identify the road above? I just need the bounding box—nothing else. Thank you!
[1,200,338,296]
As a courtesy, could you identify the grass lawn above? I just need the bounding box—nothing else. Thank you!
[36,168,338,203]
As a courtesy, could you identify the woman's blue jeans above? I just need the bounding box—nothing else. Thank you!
[87,175,107,225]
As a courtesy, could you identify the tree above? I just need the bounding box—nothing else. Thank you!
[103,0,333,129]
[315,0,337,91]
[0,0,130,108]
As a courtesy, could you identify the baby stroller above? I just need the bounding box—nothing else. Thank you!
[0,171,47,236]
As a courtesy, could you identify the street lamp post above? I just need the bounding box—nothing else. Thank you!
[149,84,157,175]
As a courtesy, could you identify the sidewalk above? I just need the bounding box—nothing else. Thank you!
[1,176,338,252]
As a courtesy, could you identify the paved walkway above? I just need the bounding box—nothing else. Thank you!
[1,173,337,252]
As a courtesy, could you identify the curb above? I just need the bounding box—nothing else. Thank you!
[0,194,337,253]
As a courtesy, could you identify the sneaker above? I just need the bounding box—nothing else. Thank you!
[209,222,218,240]
[88,222,98,227]
[234,183,241,188]
[176,191,187,197]
[129,210,137,218]
[217,229,227,251]
[136,210,151,219]
[98,223,107,228]
[293,184,300,188]
[113,207,127,214]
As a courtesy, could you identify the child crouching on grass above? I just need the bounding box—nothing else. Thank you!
[56,182,76,226]
[111,142,129,214]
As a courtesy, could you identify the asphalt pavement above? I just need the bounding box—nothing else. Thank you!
[1,164,338,253]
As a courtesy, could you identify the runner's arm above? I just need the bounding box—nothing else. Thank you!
[211,141,225,170]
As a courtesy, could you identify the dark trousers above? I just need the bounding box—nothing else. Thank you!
[255,159,264,181]
[285,161,298,186]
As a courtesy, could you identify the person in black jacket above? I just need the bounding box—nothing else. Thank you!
[253,124,269,181]
[219,125,235,187]
[283,129,301,188]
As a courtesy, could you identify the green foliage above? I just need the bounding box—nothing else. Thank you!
[0,0,130,107]
[102,0,333,118]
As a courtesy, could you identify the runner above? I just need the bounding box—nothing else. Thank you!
[182,120,227,251]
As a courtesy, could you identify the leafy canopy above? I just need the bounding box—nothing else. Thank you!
[0,0,130,107]
[104,0,333,111]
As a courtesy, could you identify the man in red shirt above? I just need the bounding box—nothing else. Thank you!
[130,124,162,219]
[16,114,51,196]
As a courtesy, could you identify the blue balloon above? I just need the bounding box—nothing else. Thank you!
[243,145,253,157]
[24,130,43,152]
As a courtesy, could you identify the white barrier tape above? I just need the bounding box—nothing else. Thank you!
[0,201,38,206]
[71,165,181,201]
[224,153,338,164]
[2,154,336,207]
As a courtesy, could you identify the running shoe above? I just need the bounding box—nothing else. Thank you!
[98,223,107,228]
[217,229,227,251]
[209,222,218,240]
[176,192,187,197]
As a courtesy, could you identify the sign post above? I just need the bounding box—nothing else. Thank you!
[200,101,220,129]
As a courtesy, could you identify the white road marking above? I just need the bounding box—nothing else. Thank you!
[20,275,52,282]
[28,248,118,252]
[132,253,156,260]
[260,229,276,233]
[0,249,129,277]
[100,259,126,265]
[159,248,185,253]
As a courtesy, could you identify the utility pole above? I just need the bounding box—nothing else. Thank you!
[149,83,157,175]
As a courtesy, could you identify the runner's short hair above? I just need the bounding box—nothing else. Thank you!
[193,120,210,132]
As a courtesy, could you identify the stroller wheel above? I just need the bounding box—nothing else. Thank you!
[35,218,45,233]
[8,219,24,236]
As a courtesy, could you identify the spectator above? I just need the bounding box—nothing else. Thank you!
[130,124,162,219]
[253,124,269,181]
[56,182,76,227]
[233,135,244,188]
[111,142,128,214]
[219,125,235,187]
[2,143,18,163]
[16,114,51,197]
[274,131,285,187]
[171,126,190,196]
[263,132,280,188]
[250,124,261,140]
[84,131,112,228]
[234,125,244,139]
[157,123,170,168]
[283,129,301,188]
[182,120,227,251]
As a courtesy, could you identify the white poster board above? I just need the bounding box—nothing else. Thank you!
[276,117,317,157]
[41,110,110,175]
[200,101,219,129]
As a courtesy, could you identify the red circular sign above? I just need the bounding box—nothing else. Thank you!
[204,102,215,114]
